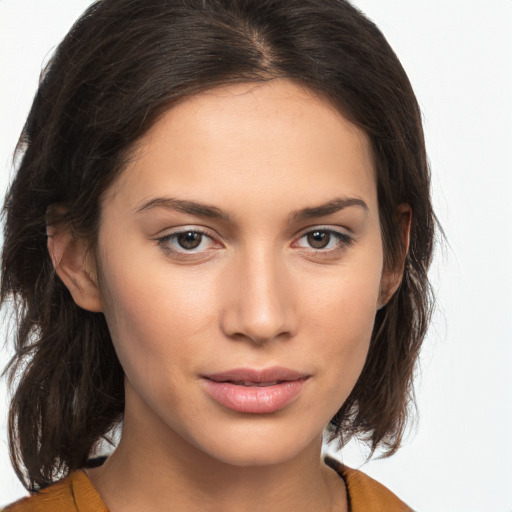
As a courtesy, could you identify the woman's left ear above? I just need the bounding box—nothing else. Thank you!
[378,204,412,309]
[47,222,104,313]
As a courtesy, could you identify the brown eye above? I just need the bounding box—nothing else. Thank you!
[294,229,353,253]
[306,231,331,249]
[156,228,220,256]
[177,231,203,250]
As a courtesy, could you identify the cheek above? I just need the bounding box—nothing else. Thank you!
[101,271,190,355]
[304,251,382,339]
[301,249,383,395]
[96,244,223,390]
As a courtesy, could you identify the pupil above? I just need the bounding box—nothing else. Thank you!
[178,232,202,249]
[307,231,330,249]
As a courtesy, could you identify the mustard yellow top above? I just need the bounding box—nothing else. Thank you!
[3,459,412,512]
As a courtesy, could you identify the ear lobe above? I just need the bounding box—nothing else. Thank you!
[378,204,412,309]
[47,222,103,313]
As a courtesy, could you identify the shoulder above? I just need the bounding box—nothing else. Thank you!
[2,471,108,512]
[325,456,414,512]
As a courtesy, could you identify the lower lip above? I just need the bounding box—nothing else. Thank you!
[202,378,308,414]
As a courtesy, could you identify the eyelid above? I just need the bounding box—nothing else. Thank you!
[291,226,354,251]
[152,223,217,238]
[153,225,353,258]
[153,226,223,255]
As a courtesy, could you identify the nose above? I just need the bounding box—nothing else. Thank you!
[219,249,297,345]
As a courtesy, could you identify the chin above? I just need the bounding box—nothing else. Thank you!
[186,420,322,468]
[207,444,304,468]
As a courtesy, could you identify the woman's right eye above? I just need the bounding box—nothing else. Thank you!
[155,229,219,255]
[174,231,204,250]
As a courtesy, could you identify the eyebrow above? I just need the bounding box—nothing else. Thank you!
[135,197,230,220]
[135,196,368,222]
[289,197,368,222]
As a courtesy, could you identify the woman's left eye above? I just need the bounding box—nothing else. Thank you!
[293,229,353,251]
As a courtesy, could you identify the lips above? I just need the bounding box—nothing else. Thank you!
[201,367,310,414]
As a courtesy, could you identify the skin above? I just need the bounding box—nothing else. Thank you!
[50,79,405,512]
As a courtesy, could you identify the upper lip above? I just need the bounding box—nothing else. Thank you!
[203,367,310,384]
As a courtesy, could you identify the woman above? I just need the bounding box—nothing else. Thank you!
[2,0,434,510]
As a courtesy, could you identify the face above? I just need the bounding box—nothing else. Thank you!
[92,79,387,466]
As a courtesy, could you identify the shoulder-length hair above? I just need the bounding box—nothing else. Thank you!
[2,0,435,490]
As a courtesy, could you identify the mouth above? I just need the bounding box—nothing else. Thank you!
[201,367,310,414]
[203,367,309,385]
[219,380,283,387]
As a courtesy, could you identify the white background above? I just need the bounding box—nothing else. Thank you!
[1,1,511,510]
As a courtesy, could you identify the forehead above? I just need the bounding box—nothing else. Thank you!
[104,79,377,217]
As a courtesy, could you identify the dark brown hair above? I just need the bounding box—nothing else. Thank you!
[2,0,435,490]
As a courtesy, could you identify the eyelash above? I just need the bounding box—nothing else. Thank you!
[155,228,217,256]
[292,228,354,254]
[155,227,354,257]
